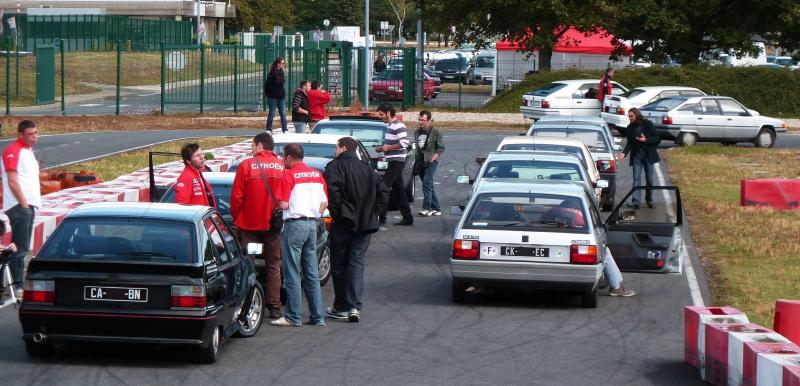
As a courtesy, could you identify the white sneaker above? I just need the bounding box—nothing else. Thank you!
[417,209,431,216]
[429,210,442,216]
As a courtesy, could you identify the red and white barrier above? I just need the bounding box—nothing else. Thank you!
[756,354,800,386]
[704,323,793,385]
[743,342,800,386]
[775,300,800,346]
[740,179,800,209]
[685,306,750,371]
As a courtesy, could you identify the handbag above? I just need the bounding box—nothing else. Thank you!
[255,159,284,231]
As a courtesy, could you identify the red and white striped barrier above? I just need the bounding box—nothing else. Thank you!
[775,300,800,346]
[756,354,800,386]
[743,342,800,386]
[704,323,793,385]
[685,306,750,371]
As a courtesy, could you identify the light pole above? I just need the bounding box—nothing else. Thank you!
[364,0,370,111]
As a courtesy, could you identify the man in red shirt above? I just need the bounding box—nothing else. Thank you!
[174,143,216,208]
[597,67,614,104]
[230,133,286,318]
[308,80,332,129]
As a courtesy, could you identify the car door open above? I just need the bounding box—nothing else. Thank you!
[605,186,684,274]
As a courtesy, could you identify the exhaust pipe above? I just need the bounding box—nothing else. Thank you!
[32,333,46,343]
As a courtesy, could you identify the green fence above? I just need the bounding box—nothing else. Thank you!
[361,47,417,109]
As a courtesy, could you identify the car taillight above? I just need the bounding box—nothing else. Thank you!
[662,116,673,125]
[171,285,207,308]
[23,280,55,303]
[617,107,626,115]
[603,106,610,113]
[597,159,616,173]
[453,239,480,260]
[570,244,598,264]
[541,100,550,108]
[324,216,333,231]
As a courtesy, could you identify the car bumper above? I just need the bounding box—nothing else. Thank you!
[19,308,218,346]
[369,90,402,101]
[653,125,683,140]
[451,260,601,292]
[600,112,630,128]
[520,106,564,120]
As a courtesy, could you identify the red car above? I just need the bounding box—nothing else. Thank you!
[369,69,437,101]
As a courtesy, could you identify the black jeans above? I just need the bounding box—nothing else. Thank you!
[6,204,35,287]
[329,223,371,311]
[381,160,411,218]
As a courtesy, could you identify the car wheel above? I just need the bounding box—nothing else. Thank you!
[318,244,332,287]
[580,288,598,308]
[25,340,54,358]
[236,282,265,338]
[192,326,221,364]
[754,128,776,148]
[452,279,467,303]
[677,132,698,147]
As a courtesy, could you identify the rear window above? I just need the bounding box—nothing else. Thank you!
[482,160,584,182]
[315,124,385,146]
[499,144,587,169]
[38,218,195,263]
[622,89,647,99]
[531,129,609,152]
[528,83,567,97]
[274,142,336,159]
[641,97,687,112]
[464,193,589,232]
[475,56,494,68]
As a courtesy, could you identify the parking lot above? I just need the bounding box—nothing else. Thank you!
[0,128,723,385]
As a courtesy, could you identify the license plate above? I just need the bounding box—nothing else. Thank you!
[84,286,148,302]
[501,246,549,257]
[444,75,454,79]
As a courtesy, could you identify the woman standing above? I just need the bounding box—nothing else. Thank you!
[620,107,661,209]
[264,57,288,133]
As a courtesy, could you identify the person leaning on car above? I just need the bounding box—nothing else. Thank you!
[323,137,389,323]
[230,132,286,319]
[174,143,216,208]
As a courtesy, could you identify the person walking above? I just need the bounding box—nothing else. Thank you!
[414,110,445,217]
[375,103,413,226]
[308,80,332,129]
[1,120,40,299]
[291,80,311,133]
[620,107,661,209]
[174,143,216,208]
[264,57,288,133]
[323,137,389,322]
[230,133,286,319]
[373,53,387,74]
[270,143,328,327]
[597,67,615,105]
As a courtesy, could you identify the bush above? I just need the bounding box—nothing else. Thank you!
[483,65,800,118]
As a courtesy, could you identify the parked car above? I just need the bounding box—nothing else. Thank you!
[423,67,442,97]
[527,124,621,211]
[467,50,495,85]
[369,69,436,101]
[639,96,786,147]
[449,180,685,307]
[496,136,600,183]
[520,79,628,120]
[434,56,470,83]
[19,202,265,363]
[601,86,706,129]
[531,115,618,141]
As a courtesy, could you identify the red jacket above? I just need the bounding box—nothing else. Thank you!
[598,74,613,102]
[230,151,286,231]
[174,164,216,208]
[307,89,332,121]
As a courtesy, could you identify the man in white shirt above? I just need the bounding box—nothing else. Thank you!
[1,120,41,298]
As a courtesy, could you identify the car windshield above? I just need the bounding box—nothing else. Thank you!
[775,57,796,66]
[531,129,609,152]
[376,70,403,80]
[528,83,567,97]
[465,193,589,232]
[161,184,232,217]
[37,218,195,263]
[315,124,385,146]
[622,89,646,99]
[274,142,336,159]
[482,160,584,182]
[475,56,494,68]
[435,58,468,71]
[499,144,587,169]
[641,97,688,112]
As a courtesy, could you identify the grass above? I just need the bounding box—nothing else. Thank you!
[662,145,800,325]
[439,83,492,93]
[59,136,249,182]
[484,65,800,118]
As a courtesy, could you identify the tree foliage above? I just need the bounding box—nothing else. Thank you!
[231,0,295,33]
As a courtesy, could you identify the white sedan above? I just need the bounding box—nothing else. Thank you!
[601,86,706,129]
[520,79,628,120]
[496,136,600,185]
[639,96,787,147]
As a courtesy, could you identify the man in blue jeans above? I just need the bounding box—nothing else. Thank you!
[271,143,328,327]
[414,110,445,216]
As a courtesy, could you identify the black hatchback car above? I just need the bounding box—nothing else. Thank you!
[19,202,265,363]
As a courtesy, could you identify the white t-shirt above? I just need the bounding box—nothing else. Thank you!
[2,139,42,210]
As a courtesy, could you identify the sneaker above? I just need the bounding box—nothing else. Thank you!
[326,306,349,319]
[429,210,442,216]
[270,317,301,327]
[14,288,23,300]
[609,285,636,297]
[393,217,413,226]
[348,308,360,323]
[305,320,326,326]
[418,209,431,216]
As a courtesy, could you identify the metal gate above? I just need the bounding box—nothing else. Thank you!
[359,47,416,110]
[35,45,56,104]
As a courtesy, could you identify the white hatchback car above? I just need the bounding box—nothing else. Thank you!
[450,180,685,307]
[520,79,628,120]
[601,86,706,129]
[496,136,600,185]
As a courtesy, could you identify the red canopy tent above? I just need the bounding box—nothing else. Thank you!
[496,28,632,55]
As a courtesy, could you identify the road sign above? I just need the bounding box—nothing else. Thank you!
[380,21,388,30]
[167,51,186,70]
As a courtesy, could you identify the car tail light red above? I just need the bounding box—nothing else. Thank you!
[570,244,598,264]
[617,107,626,115]
[596,159,616,173]
[453,239,480,260]
[171,285,207,308]
[662,116,673,125]
[541,100,550,109]
[324,216,333,231]
[23,280,55,303]
[603,106,609,113]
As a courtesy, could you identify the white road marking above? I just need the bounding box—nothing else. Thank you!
[79,103,103,107]
[137,93,160,97]
[655,162,704,307]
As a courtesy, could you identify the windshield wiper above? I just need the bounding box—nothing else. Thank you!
[119,251,178,259]
[501,221,528,227]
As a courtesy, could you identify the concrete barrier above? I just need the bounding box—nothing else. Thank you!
[775,300,800,346]
[704,323,792,385]
[743,342,800,386]
[740,179,800,209]
[756,354,800,385]
[685,306,750,371]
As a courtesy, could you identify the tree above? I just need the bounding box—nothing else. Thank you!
[231,0,295,33]
[427,0,616,71]
[386,0,413,44]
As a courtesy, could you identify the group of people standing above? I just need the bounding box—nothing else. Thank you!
[263,57,332,133]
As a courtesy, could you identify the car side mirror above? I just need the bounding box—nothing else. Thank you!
[596,180,609,189]
[246,242,263,256]
[456,175,472,184]
[475,157,486,165]
[450,205,465,216]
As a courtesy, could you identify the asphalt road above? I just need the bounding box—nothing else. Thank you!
[0,128,724,385]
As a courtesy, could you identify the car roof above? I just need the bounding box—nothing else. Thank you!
[552,79,602,84]
[473,179,587,197]
[68,202,209,222]
[203,172,235,184]
[632,86,703,92]
[272,133,345,144]
[531,124,608,132]
[498,136,590,148]
[484,151,583,164]
[314,119,386,129]
[537,116,607,124]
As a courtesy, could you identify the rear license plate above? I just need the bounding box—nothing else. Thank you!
[501,246,549,257]
[84,286,148,302]
[444,75,454,79]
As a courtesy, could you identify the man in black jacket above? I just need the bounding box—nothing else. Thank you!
[323,137,389,322]
[291,80,311,133]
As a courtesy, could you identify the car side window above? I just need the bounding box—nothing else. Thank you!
[718,99,748,116]
[680,90,704,97]
[654,91,679,103]
[574,83,596,99]
[700,99,721,115]
[204,218,231,265]
[211,213,241,260]
[678,102,701,114]
[357,144,371,164]
[199,227,215,263]
[611,83,627,95]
